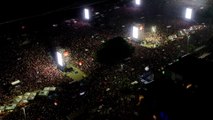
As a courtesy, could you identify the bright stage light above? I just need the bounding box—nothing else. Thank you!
[132,26,139,39]
[185,8,192,19]
[84,8,90,20]
[56,52,64,66]
[135,0,141,5]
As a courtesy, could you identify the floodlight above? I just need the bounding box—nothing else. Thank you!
[135,0,141,5]
[133,26,139,39]
[84,8,90,20]
[56,52,64,66]
[185,8,192,19]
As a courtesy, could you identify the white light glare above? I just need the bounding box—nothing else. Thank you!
[84,8,90,20]
[135,0,141,5]
[185,8,192,19]
[57,52,64,66]
[133,26,139,39]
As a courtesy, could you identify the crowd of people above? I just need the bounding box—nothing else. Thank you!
[1,0,213,119]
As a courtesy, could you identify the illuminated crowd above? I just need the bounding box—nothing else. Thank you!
[1,0,213,119]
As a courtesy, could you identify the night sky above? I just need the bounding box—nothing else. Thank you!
[0,0,101,22]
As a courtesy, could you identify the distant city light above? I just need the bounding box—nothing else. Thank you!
[135,0,141,5]
[185,8,192,19]
[132,26,139,39]
[84,8,90,20]
[56,52,64,66]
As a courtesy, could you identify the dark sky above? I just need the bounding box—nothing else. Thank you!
[0,0,212,23]
[0,0,101,22]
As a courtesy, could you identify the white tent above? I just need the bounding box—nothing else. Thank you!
[5,104,17,111]
[0,106,5,113]
[14,95,23,103]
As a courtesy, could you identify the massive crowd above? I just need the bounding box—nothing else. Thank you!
[1,0,213,119]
